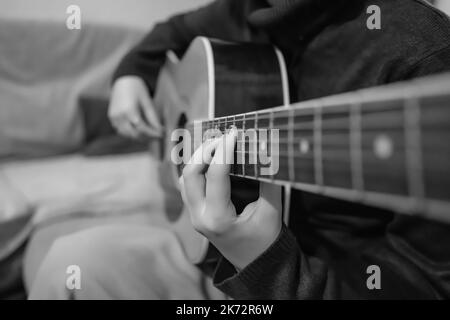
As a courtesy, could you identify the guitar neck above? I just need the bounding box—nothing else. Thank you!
[185,73,450,222]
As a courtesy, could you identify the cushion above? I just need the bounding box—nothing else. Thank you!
[0,19,144,159]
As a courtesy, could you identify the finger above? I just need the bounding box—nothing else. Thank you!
[132,120,163,138]
[184,137,222,172]
[115,119,139,138]
[140,93,163,132]
[205,127,237,211]
[182,138,221,213]
[111,109,141,138]
[124,109,161,138]
[126,110,144,129]
[110,117,123,131]
[109,112,127,129]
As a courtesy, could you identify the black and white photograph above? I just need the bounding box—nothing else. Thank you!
[1,0,450,306]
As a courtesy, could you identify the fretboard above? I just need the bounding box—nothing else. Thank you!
[184,73,450,223]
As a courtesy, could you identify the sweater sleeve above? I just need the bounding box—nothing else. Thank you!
[112,0,265,94]
[213,225,336,300]
[213,219,450,300]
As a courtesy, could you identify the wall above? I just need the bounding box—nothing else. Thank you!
[436,0,450,15]
[0,0,448,31]
[0,0,211,30]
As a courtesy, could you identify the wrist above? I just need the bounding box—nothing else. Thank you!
[210,223,282,270]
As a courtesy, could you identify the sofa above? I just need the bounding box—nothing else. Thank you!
[0,19,180,299]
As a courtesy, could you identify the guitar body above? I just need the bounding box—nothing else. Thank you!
[153,37,290,264]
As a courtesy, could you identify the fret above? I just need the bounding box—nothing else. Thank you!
[224,117,228,133]
[201,121,208,142]
[190,121,199,156]
[205,120,218,140]
[361,99,408,195]
[234,115,244,129]
[288,108,295,182]
[420,94,450,201]
[214,118,219,131]
[293,108,315,184]
[236,129,244,176]
[224,117,230,131]
[404,96,425,209]
[234,115,244,176]
[321,104,352,189]
[254,112,259,178]
[206,120,211,133]
[243,113,257,178]
[245,112,257,124]
[273,110,290,181]
[256,111,271,129]
[314,103,324,187]
[350,101,364,193]
[242,114,247,177]
[256,112,270,177]
[218,118,224,133]
[228,116,237,175]
[269,110,275,181]
[245,113,256,130]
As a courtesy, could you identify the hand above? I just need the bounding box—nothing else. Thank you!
[108,76,163,139]
[180,128,283,270]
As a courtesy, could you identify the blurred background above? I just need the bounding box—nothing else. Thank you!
[0,0,448,29]
[0,0,210,29]
[0,0,211,300]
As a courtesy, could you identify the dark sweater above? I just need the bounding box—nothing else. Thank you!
[113,0,450,299]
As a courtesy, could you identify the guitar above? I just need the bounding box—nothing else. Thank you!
[153,37,450,265]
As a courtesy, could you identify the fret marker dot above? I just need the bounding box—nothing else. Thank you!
[374,134,393,160]
[299,139,310,154]
[260,140,267,151]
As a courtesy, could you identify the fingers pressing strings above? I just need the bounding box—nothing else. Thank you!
[182,137,222,214]
[181,127,238,216]
[206,127,238,210]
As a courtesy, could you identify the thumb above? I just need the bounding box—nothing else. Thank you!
[258,182,283,216]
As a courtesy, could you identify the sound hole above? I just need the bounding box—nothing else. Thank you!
[176,113,188,177]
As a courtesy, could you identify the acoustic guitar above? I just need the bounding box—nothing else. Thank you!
[153,37,450,265]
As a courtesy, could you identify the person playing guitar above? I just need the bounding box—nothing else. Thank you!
[29,0,450,299]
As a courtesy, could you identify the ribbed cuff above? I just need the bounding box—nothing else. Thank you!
[213,224,298,299]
